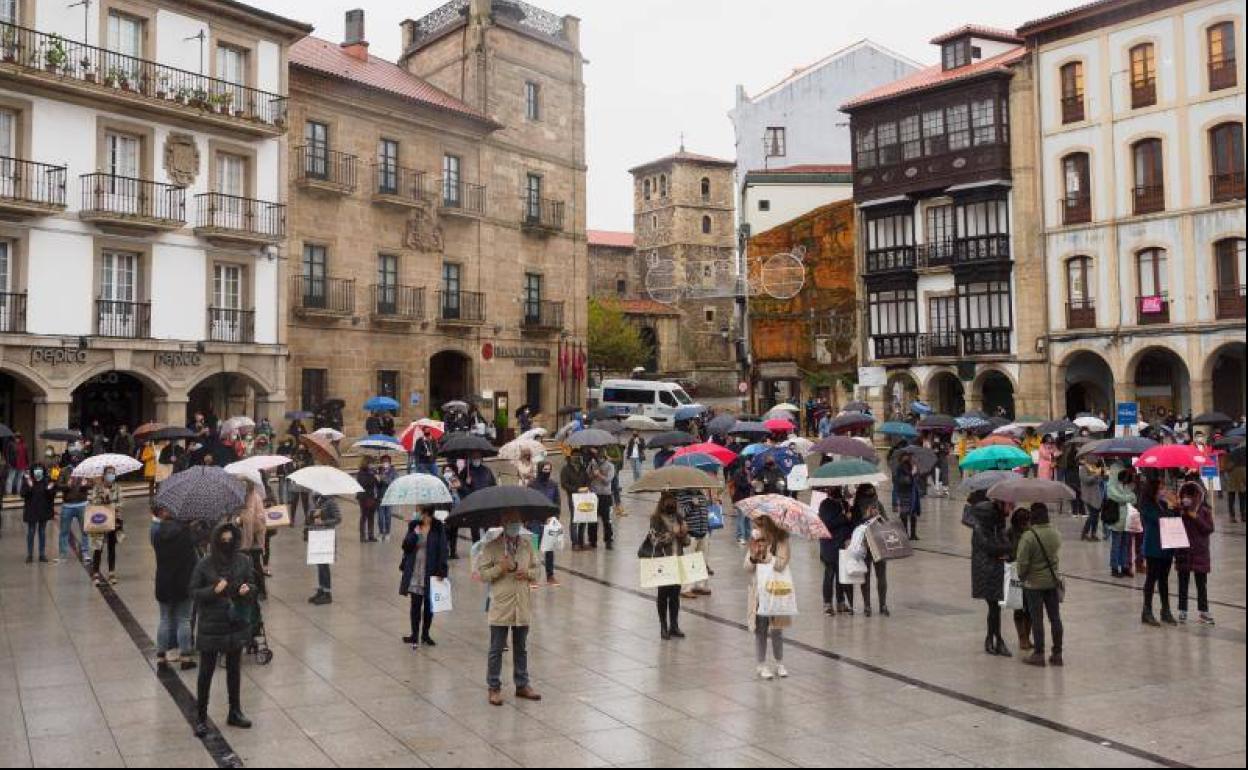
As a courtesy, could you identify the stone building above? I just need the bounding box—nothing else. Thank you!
[0,0,308,451]
[285,0,586,437]
[625,148,739,395]
[587,230,683,375]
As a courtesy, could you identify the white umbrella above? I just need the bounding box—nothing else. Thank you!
[382,473,454,507]
[218,416,255,436]
[226,467,264,488]
[287,466,363,497]
[993,423,1026,436]
[621,415,664,432]
[782,436,814,454]
[519,427,548,441]
[225,455,293,474]
[311,427,345,442]
[1075,415,1109,433]
[498,437,547,462]
[71,453,142,478]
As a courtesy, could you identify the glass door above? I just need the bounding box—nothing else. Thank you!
[442,263,460,319]
[0,109,14,200]
[377,254,397,314]
[100,251,138,336]
[106,12,143,80]
[215,45,247,113]
[105,132,140,214]
[302,245,326,308]
[0,240,13,332]
[212,264,242,341]
[215,153,247,229]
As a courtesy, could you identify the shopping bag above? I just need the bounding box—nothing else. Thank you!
[755,563,798,617]
[707,504,724,531]
[572,492,598,524]
[787,464,809,492]
[1000,562,1025,610]
[306,529,337,565]
[1125,504,1144,534]
[429,577,453,614]
[639,556,682,588]
[263,505,291,529]
[83,505,116,534]
[540,518,565,552]
[155,463,173,482]
[1159,517,1190,550]
[865,518,913,561]
[848,523,870,560]
[838,548,867,585]
[678,552,709,584]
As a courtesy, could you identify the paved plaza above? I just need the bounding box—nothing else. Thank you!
[0,481,1243,768]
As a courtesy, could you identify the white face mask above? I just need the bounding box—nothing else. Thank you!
[505,523,523,537]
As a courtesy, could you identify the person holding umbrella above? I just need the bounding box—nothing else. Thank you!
[1037,435,1058,481]
[1139,476,1180,627]
[818,487,855,615]
[306,492,342,606]
[893,454,920,541]
[356,456,382,543]
[88,466,123,586]
[400,507,449,647]
[1079,458,1106,541]
[20,462,56,563]
[624,431,647,480]
[851,484,890,617]
[236,479,268,601]
[970,497,1013,657]
[639,493,689,639]
[479,509,543,706]
[745,515,791,679]
[453,451,497,555]
[583,447,616,550]
[376,455,398,543]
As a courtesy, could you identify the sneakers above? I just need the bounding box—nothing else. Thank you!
[1177,611,1188,624]
[310,592,333,606]
[1198,613,1216,626]
[757,664,775,681]
[774,664,789,678]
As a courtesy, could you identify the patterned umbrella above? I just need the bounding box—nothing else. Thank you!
[955,415,992,431]
[672,442,737,466]
[156,466,247,522]
[519,427,548,441]
[808,459,887,488]
[382,472,453,507]
[287,466,364,497]
[811,436,877,461]
[299,433,341,466]
[960,445,1033,471]
[70,453,142,478]
[311,427,345,442]
[988,478,1076,504]
[498,437,547,462]
[629,465,720,493]
[735,494,830,540]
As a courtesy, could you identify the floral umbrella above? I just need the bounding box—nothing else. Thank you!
[499,437,547,462]
[735,494,830,539]
[382,472,453,507]
[70,453,142,479]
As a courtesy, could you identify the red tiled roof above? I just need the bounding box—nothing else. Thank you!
[587,230,635,248]
[930,24,1022,45]
[842,46,1025,110]
[290,37,496,126]
[604,298,682,317]
[628,149,735,174]
[748,163,853,175]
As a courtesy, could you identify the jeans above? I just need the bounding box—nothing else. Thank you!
[735,507,753,541]
[6,467,19,495]
[1144,556,1173,614]
[317,564,332,594]
[1081,506,1101,537]
[487,625,530,691]
[1024,588,1063,654]
[157,599,194,656]
[197,649,242,719]
[378,506,393,537]
[629,458,642,479]
[755,617,784,663]
[59,503,87,557]
[1109,531,1132,572]
[1177,570,1208,614]
[25,521,47,558]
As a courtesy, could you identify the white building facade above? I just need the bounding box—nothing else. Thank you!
[0,0,308,447]
[1020,0,1246,420]
[740,164,853,235]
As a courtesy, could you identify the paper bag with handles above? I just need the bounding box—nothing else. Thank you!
[571,492,599,524]
[865,517,913,561]
[263,505,291,529]
[83,505,117,534]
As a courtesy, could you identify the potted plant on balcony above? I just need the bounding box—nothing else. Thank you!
[1,27,17,63]
[215,92,233,114]
[44,34,68,73]
[81,55,95,82]
[190,87,208,110]
[105,66,124,89]
[155,73,170,99]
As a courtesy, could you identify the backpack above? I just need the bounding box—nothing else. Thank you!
[1100,498,1121,526]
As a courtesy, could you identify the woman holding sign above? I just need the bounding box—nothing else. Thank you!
[639,495,690,640]
[745,517,792,680]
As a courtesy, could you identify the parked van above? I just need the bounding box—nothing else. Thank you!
[599,379,698,427]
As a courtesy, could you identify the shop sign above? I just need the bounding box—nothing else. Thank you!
[491,346,551,367]
[31,347,89,366]
[154,351,203,368]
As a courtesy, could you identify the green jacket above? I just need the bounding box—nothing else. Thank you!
[1015,523,1062,591]
[1105,465,1137,533]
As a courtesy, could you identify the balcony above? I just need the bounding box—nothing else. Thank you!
[955,234,1010,264]
[1208,56,1236,91]
[194,193,284,245]
[1131,79,1156,109]
[521,197,565,234]
[95,299,150,338]
[865,246,916,273]
[1132,184,1164,215]
[1216,285,1245,320]
[962,328,1011,356]
[0,157,66,216]
[916,241,955,270]
[0,292,26,333]
[371,284,424,324]
[291,276,354,318]
[79,173,185,230]
[372,165,432,209]
[1060,194,1091,225]
[918,331,959,357]
[295,146,357,194]
[1061,95,1085,124]
[521,299,564,332]
[439,179,486,218]
[1067,299,1096,330]
[1137,295,1170,325]
[1211,172,1245,203]
[207,307,254,343]
[0,21,287,135]
[437,290,485,325]
[872,333,916,360]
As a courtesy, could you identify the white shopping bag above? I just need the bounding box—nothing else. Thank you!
[571,492,598,524]
[306,529,336,565]
[787,464,809,492]
[1125,504,1144,534]
[755,562,798,617]
[678,552,709,584]
[429,577,453,614]
[838,548,867,585]
[1000,562,1025,610]
[540,518,565,552]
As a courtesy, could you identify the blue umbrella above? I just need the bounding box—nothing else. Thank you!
[674,405,708,422]
[364,396,400,413]
[878,421,919,439]
[909,401,933,416]
[671,453,722,473]
[749,447,801,476]
[740,443,769,457]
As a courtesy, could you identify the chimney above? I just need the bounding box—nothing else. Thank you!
[341,9,369,61]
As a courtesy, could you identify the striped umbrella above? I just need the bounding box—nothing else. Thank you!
[156,466,247,522]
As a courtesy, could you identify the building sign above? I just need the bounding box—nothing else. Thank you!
[154,351,203,368]
[31,347,89,366]
[491,346,551,367]
[1140,295,1165,314]
[1116,402,1139,437]
[857,366,886,388]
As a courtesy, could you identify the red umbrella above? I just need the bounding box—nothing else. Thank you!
[764,418,796,433]
[1134,444,1210,470]
[672,442,738,466]
[978,435,1020,448]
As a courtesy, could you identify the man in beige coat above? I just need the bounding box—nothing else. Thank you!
[478,511,543,706]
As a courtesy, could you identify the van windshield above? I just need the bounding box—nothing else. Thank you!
[672,388,693,405]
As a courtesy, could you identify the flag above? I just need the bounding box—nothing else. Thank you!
[559,341,568,381]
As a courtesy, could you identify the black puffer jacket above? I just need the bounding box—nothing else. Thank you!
[153,518,197,604]
[189,523,257,653]
[970,502,1011,601]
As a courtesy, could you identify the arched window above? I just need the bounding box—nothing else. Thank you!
[701,215,712,234]
[659,175,667,197]
[1061,152,1091,224]
[1131,139,1164,214]
[1129,43,1156,108]
[1207,22,1236,91]
[1209,122,1245,202]
[1060,61,1084,123]
[1136,247,1169,324]
[1214,238,1246,319]
[1066,256,1095,328]
[643,179,651,200]
[700,177,710,199]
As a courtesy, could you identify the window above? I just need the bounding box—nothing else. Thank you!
[855,126,876,169]
[0,238,14,332]
[377,370,399,400]
[0,0,17,24]
[525,81,540,121]
[866,211,914,251]
[900,115,921,160]
[377,139,398,194]
[764,127,786,157]
[877,122,898,165]
[1132,139,1164,214]
[928,295,957,335]
[523,272,542,322]
[946,104,970,150]
[701,215,712,235]
[442,262,461,317]
[213,264,242,310]
[106,11,143,77]
[1130,43,1157,108]
[1061,152,1091,224]
[758,199,770,212]
[303,121,328,179]
[868,289,917,350]
[700,177,710,199]
[103,130,141,213]
[302,244,326,305]
[1214,239,1246,317]
[526,373,543,414]
[660,175,667,198]
[1060,61,1084,123]
[957,197,1009,238]
[925,204,955,250]
[651,214,657,229]
[215,45,246,112]
[1208,22,1237,90]
[526,173,542,220]
[942,38,970,70]
[922,109,946,155]
[377,253,397,312]
[971,99,997,146]
[1137,247,1167,298]
[643,178,651,200]
[301,369,327,412]
[659,391,678,408]
[1209,122,1245,202]
[1067,256,1093,304]
[99,250,140,336]
[442,154,461,205]
[704,308,716,324]
[958,280,1011,330]
[615,278,626,296]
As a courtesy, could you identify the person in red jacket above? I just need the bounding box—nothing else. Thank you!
[1174,480,1215,625]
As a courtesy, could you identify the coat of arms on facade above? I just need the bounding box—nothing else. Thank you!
[162,134,200,187]
[405,206,444,252]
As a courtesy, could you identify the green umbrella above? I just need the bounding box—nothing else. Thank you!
[808,459,887,488]
[960,445,1033,471]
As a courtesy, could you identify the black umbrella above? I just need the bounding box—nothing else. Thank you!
[0,423,13,440]
[647,431,697,448]
[895,445,938,474]
[40,428,82,442]
[149,426,197,442]
[557,405,583,416]
[566,429,619,448]
[285,410,314,420]
[957,470,1018,495]
[589,420,625,436]
[446,485,558,529]
[440,400,469,413]
[843,401,871,413]
[707,414,737,435]
[438,432,498,458]
[1037,419,1078,436]
[1192,411,1233,426]
[156,466,247,523]
[811,435,877,461]
[1082,436,1158,458]
[917,414,957,431]
[830,413,874,434]
[729,421,770,438]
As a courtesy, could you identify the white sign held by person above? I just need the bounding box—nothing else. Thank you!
[306,529,337,565]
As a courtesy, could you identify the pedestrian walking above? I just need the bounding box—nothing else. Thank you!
[640,494,689,639]
[528,461,561,587]
[1015,503,1064,667]
[1139,476,1180,627]
[893,454,920,540]
[852,484,890,617]
[970,498,1013,657]
[818,487,855,615]
[189,522,255,737]
[57,474,90,564]
[746,516,791,680]
[376,455,397,542]
[89,467,122,587]
[1174,480,1215,625]
[624,431,647,480]
[1079,458,1106,540]
[1106,464,1137,577]
[356,456,381,543]
[479,511,542,706]
[152,508,197,671]
[730,460,753,545]
[400,507,449,648]
[306,493,341,605]
[20,463,56,563]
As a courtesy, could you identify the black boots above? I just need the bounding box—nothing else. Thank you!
[227,709,252,729]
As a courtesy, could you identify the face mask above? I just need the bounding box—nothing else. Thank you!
[471,459,482,468]
[104,473,116,484]
[1181,497,1195,509]
[505,523,523,537]
[217,537,237,554]
[33,469,44,480]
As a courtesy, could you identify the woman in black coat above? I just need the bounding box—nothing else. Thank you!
[153,512,198,670]
[189,522,256,737]
[399,508,449,648]
[970,500,1013,657]
[21,463,57,563]
[818,488,856,616]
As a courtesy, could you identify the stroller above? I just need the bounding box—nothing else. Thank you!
[242,598,273,665]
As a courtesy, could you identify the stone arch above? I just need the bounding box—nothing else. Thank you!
[923,369,965,416]
[1203,341,1245,419]
[0,363,51,440]
[429,349,474,415]
[1126,344,1191,418]
[66,361,172,398]
[69,368,169,436]
[973,366,1017,419]
[1058,348,1115,418]
[186,368,276,425]
[884,371,920,419]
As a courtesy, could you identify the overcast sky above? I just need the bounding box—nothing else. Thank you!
[253,0,1074,231]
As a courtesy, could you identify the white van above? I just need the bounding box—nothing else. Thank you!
[599,379,699,427]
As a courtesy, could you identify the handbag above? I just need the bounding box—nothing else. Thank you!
[678,552,709,584]
[83,505,116,534]
[865,517,913,561]
[639,556,682,588]
[571,492,598,524]
[1159,516,1190,551]
[838,548,867,585]
[1000,562,1025,610]
[707,503,724,531]
[1125,504,1144,534]
[429,577,453,613]
[1030,531,1066,604]
[754,562,798,617]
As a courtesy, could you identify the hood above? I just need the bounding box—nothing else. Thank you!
[209,521,243,560]
[154,518,187,544]
[1178,480,1207,512]
[970,500,1000,525]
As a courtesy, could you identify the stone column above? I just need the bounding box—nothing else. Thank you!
[1188,379,1211,418]
[33,395,72,459]
[155,397,190,428]
[255,394,289,432]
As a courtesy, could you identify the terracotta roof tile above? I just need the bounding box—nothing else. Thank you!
[842,46,1025,110]
[290,37,495,125]
[629,149,735,173]
[602,298,682,317]
[930,24,1023,45]
[588,230,635,248]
